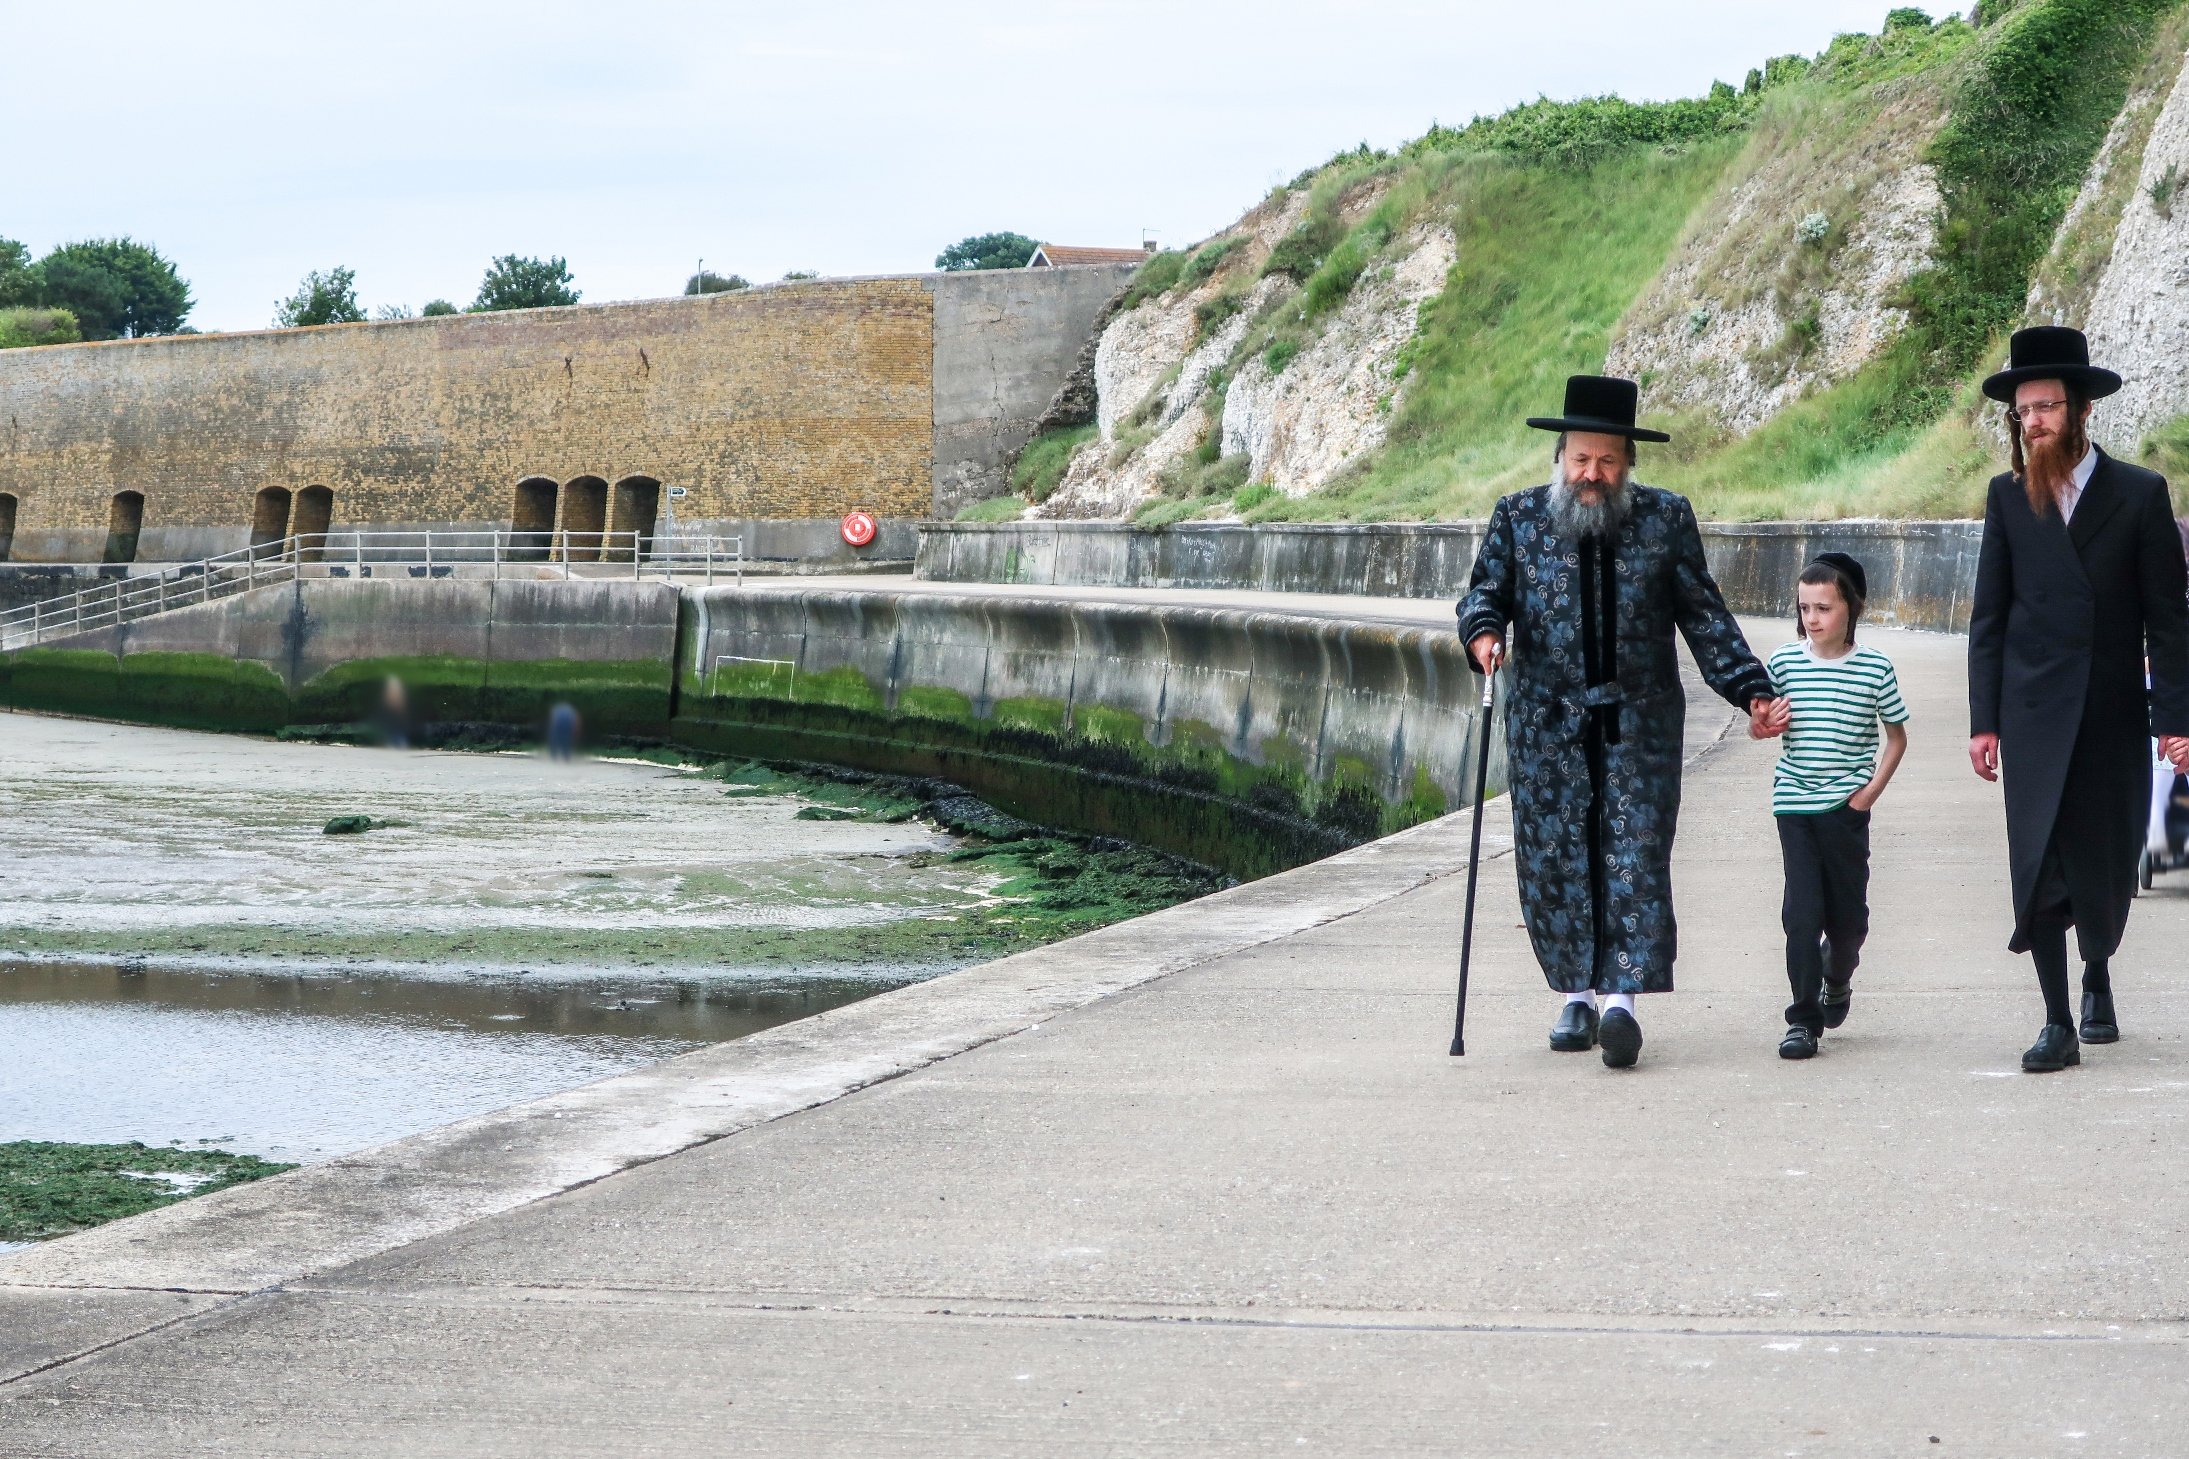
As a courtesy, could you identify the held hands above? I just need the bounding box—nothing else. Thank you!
[1969,733,2000,782]
[1747,695,1791,740]
[1468,632,1505,676]
[2164,736,2189,772]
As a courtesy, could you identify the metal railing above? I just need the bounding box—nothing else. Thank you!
[0,529,742,652]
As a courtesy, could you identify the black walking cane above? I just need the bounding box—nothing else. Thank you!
[1449,650,1500,1056]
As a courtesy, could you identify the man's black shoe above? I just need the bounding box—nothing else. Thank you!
[1779,1025,1819,1059]
[2080,988,2119,1044]
[1821,979,1853,1030]
[2021,1023,2081,1073]
[1550,1001,1599,1052]
[1599,1007,1643,1069]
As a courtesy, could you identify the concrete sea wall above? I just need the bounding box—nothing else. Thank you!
[675,589,1495,877]
[918,520,1988,632]
[0,578,680,737]
[0,579,1495,879]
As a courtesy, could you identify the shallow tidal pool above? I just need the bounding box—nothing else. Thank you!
[0,711,1213,1219]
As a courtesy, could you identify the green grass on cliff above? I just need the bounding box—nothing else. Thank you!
[1245,140,1744,522]
[1126,1,2183,524]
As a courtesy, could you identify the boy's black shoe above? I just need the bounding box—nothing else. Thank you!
[1550,1002,1599,1052]
[2021,1023,2081,1073]
[1599,1008,1643,1069]
[1821,980,1853,1030]
[2080,989,2119,1044]
[1779,1025,1819,1059]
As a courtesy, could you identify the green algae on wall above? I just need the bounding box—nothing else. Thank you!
[0,649,672,738]
[0,648,290,733]
[292,655,671,736]
[673,678,1441,881]
[675,589,1488,880]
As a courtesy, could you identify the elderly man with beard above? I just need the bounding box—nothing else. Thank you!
[1459,375,1786,1068]
[1968,326,2189,1073]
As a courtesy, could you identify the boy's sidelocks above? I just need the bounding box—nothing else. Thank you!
[1759,552,1910,1060]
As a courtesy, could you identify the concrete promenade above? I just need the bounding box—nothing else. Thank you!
[6,614,2189,1454]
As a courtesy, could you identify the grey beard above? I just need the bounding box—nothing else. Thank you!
[1547,471,1632,540]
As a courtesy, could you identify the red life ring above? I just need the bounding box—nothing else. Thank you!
[840,511,878,548]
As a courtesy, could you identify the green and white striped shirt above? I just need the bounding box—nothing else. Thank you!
[1766,639,1909,815]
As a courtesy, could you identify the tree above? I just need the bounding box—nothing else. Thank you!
[373,303,415,321]
[470,255,578,312]
[274,267,366,327]
[936,232,1038,271]
[685,270,748,294]
[0,238,34,308]
[781,269,820,281]
[32,238,192,339]
[421,299,459,316]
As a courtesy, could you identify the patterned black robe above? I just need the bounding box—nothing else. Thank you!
[1458,484,1771,993]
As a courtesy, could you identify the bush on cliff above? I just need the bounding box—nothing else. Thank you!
[0,306,82,349]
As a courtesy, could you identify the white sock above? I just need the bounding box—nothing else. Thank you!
[1603,993,1636,1017]
[1563,990,1598,1008]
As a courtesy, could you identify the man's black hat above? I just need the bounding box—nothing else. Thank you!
[1526,374,1672,444]
[1809,551,1867,602]
[1980,325,2122,403]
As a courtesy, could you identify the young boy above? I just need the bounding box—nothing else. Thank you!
[1757,552,1910,1058]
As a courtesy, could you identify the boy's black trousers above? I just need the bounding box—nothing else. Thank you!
[1776,805,1871,1035]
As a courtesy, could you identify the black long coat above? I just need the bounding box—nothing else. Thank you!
[1968,449,2189,957]
[1459,484,1771,993]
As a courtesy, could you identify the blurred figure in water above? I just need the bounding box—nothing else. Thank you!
[547,701,581,761]
[374,675,412,750]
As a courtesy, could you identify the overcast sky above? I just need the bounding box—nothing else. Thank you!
[7,1,1926,332]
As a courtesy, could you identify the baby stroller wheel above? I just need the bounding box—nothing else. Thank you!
[2140,849,2156,891]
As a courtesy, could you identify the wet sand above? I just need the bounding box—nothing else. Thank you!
[0,711,1009,1161]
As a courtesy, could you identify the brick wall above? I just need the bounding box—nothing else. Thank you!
[0,279,940,562]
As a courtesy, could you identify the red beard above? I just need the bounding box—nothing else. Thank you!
[2022,422,2088,516]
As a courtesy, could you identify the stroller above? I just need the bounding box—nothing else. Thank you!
[2139,743,2189,890]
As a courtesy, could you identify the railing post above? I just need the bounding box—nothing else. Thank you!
[632,532,640,581]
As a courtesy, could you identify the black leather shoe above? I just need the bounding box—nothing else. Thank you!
[2080,989,2119,1044]
[2021,1023,2081,1073]
[1599,1007,1642,1068]
[1779,1025,1819,1059]
[1549,1001,1599,1052]
[1821,979,1853,1030]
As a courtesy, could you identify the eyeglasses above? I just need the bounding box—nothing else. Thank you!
[2008,399,2070,423]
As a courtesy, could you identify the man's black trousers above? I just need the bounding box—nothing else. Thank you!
[1776,805,1871,1036]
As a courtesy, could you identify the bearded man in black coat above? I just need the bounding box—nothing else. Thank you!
[1968,326,2189,1073]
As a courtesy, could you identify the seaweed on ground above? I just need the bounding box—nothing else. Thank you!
[0,1141,294,1242]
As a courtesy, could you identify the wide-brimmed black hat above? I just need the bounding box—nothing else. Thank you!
[1526,374,1671,443]
[1981,325,2122,403]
